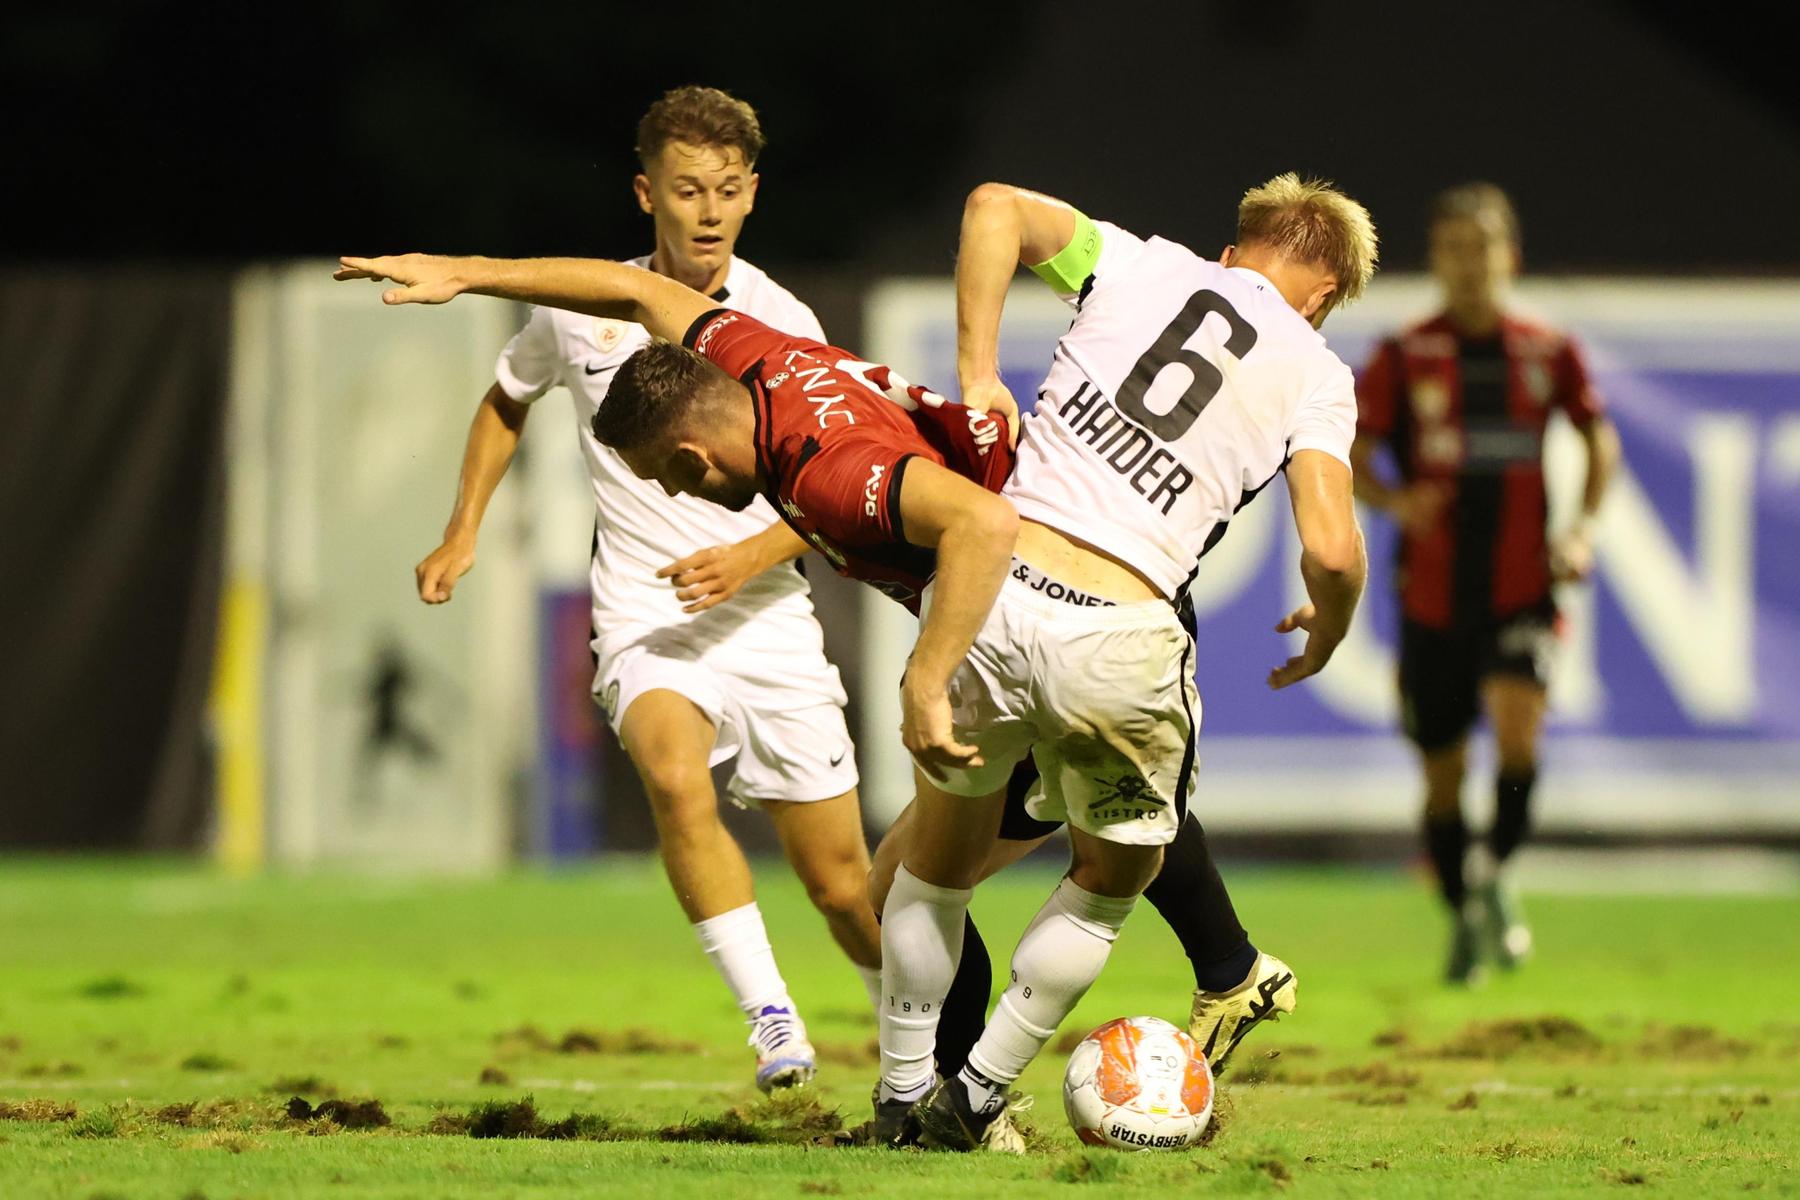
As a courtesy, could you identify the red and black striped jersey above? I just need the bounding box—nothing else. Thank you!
[683,307,1014,613]
[1356,312,1603,630]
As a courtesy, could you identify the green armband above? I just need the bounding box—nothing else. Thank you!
[1028,209,1102,295]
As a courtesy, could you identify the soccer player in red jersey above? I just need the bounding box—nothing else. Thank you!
[1352,183,1619,985]
[336,250,1294,1143]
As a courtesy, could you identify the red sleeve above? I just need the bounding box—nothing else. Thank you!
[1555,336,1604,427]
[1355,338,1403,439]
[791,435,918,550]
[682,307,827,379]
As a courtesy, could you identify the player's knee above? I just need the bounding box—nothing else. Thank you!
[802,863,871,924]
[639,759,718,826]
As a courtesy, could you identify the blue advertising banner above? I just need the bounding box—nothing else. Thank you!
[863,277,1800,835]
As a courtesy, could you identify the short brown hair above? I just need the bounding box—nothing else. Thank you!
[1430,182,1520,245]
[635,85,765,168]
[593,340,730,451]
[1236,173,1379,312]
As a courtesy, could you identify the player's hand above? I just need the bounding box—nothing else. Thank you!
[416,536,476,604]
[657,542,763,613]
[334,254,469,305]
[900,675,983,776]
[960,377,1021,449]
[1388,481,1448,537]
[1550,526,1595,582]
[1267,604,1337,690]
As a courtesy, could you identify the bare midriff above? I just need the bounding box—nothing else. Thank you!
[1014,520,1162,603]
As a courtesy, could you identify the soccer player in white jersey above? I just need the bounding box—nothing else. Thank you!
[881,176,1377,1149]
[412,86,879,1092]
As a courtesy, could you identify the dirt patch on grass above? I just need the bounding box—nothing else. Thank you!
[1636,1024,1754,1061]
[180,1052,235,1072]
[477,1065,511,1085]
[19,1061,83,1078]
[1449,1090,1480,1111]
[1323,1062,1419,1089]
[1418,1016,1601,1060]
[814,1038,879,1067]
[76,975,146,1000]
[284,1097,390,1130]
[560,1028,704,1056]
[426,1096,627,1141]
[492,1024,703,1057]
[0,1099,77,1122]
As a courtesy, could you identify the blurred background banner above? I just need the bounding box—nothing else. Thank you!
[217,268,532,869]
[0,269,230,850]
[864,276,1800,841]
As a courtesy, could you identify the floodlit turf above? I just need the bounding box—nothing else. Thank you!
[1,856,1795,1198]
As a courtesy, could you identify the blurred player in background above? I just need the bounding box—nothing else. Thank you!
[409,85,880,1090]
[1352,183,1619,985]
[883,176,1373,1150]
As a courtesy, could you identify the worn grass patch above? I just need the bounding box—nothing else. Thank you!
[0,1098,77,1122]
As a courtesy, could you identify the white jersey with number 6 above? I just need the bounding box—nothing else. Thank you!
[1005,221,1357,599]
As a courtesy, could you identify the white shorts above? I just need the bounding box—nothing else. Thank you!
[928,568,1199,846]
[592,622,856,807]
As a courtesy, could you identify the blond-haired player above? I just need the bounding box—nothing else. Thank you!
[882,175,1376,1149]
[413,85,880,1091]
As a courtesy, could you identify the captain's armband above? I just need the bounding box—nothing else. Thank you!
[1028,209,1102,296]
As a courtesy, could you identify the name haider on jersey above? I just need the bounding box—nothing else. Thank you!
[680,307,1014,612]
[1012,215,1358,597]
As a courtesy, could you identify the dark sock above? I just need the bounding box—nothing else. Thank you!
[1142,816,1259,993]
[932,911,991,1079]
[1424,809,1469,911]
[1489,766,1538,863]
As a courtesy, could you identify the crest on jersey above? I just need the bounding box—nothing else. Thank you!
[592,318,629,354]
[1412,378,1451,424]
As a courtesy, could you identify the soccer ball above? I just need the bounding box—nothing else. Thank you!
[1062,1016,1214,1150]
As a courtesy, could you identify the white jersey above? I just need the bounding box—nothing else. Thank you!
[495,255,827,643]
[1006,221,1357,598]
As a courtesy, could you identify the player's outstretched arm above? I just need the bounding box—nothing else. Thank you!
[954,184,1082,434]
[417,383,530,604]
[656,521,811,614]
[1270,450,1367,690]
[894,458,1020,774]
[334,255,715,345]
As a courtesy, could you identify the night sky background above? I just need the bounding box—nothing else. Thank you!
[3,1,1796,272]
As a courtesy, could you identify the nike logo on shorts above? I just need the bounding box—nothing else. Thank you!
[584,363,605,375]
[829,748,847,767]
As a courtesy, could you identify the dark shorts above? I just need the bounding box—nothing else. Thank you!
[1398,602,1558,752]
[997,759,1064,841]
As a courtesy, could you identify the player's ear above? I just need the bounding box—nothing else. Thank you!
[1303,279,1339,328]
[744,171,759,213]
[633,174,654,215]
[1219,244,1237,267]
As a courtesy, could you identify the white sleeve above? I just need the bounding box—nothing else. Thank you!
[493,306,563,403]
[1286,362,1357,468]
[778,294,827,343]
[1089,221,1148,285]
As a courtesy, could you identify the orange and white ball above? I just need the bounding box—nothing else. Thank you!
[1062,1016,1214,1150]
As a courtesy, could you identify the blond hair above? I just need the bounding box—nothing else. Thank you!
[1236,173,1379,313]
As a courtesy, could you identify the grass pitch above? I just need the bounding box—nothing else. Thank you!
[0,855,1795,1197]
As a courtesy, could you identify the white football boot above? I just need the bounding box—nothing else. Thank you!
[748,1004,816,1092]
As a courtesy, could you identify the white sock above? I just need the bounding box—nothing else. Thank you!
[965,876,1136,1091]
[692,902,794,1018]
[856,964,883,1014]
[878,865,970,1103]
